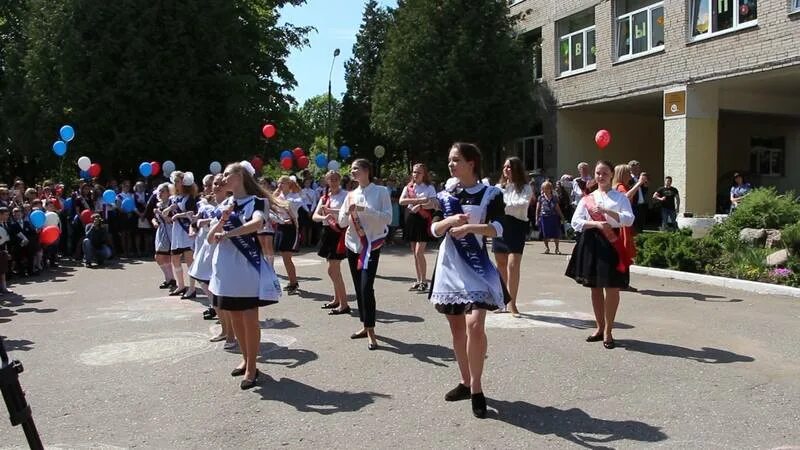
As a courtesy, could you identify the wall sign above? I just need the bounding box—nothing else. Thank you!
[664,90,686,118]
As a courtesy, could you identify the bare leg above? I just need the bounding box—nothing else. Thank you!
[329,260,348,310]
[229,311,247,370]
[603,288,620,341]
[183,251,196,294]
[282,252,297,285]
[410,243,419,282]
[465,309,487,393]
[171,254,184,289]
[447,314,470,386]
[415,242,427,283]
[221,310,235,343]
[590,288,605,336]
[494,252,509,288]
[507,253,522,315]
[242,308,261,379]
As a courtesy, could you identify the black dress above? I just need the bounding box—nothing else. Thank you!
[565,228,629,288]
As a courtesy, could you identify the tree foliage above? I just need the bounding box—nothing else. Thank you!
[371,0,537,172]
[339,0,394,161]
[297,93,341,152]
[0,0,311,182]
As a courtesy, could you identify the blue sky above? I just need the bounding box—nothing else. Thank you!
[280,0,396,106]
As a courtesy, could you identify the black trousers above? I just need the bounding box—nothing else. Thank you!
[632,203,648,233]
[346,248,381,328]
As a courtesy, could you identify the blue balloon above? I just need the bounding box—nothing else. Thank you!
[60,125,75,142]
[121,198,136,213]
[139,162,152,177]
[30,210,46,228]
[102,189,116,204]
[339,145,351,159]
[79,170,90,179]
[52,140,67,156]
[315,154,328,168]
[64,198,73,210]
[280,150,292,160]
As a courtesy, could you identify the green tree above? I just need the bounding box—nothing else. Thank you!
[371,0,536,173]
[339,0,394,161]
[3,0,311,181]
[298,93,341,155]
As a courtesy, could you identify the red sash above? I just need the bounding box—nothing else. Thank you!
[583,194,630,273]
[348,193,384,270]
[407,183,433,234]
[322,190,347,255]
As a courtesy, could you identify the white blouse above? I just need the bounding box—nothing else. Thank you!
[400,183,436,202]
[571,189,634,233]
[337,183,392,253]
[313,189,348,224]
[276,192,304,223]
[497,183,533,221]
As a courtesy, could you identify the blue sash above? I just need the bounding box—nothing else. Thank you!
[439,190,504,301]
[173,196,191,234]
[223,199,262,271]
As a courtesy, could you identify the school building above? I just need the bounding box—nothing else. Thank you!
[509,0,800,215]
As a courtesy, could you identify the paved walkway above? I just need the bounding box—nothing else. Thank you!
[1,242,798,449]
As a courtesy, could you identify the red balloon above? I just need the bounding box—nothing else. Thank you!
[251,156,264,172]
[595,129,611,150]
[280,157,293,170]
[262,124,277,139]
[39,225,61,246]
[80,209,93,225]
[297,155,309,169]
[150,161,161,176]
[293,147,304,158]
[88,162,102,177]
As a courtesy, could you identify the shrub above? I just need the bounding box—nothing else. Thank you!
[635,229,718,273]
[781,221,800,254]
[725,187,800,230]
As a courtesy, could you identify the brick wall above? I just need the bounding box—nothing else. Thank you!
[511,0,800,107]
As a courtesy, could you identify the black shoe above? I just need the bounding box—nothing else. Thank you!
[417,282,428,292]
[471,392,487,418]
[445,383,471,402]
[159,280,173,289]
[240,370,260,390]
[230,367,246,377]
[181,290,197,299]
[603,339,616,349]
[350,330,368,339]
[321,302,338,309]
[408,282,421,291]
[286,283,299,295]
[586,333,604,342]
[368,341,378,351]
[203,308,217,320]
[169,287,187,297]
[329,307,351,316]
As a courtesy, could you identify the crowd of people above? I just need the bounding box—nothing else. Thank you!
[3,146,757,420]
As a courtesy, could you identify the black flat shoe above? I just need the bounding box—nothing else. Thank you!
[471,392,487,418]
[321,302,338,309]
[169,287,187,296]
[230,367,246,377]
[445,383,471,402]
[329,307,351,316]
[586,333,604,342]
[202,308,217,320]
[368,341,378,351]
[158,280,173,289]
[350,330,368,339]
[181,290,197,299]
[603,339,616,349]
[240,370,260,390]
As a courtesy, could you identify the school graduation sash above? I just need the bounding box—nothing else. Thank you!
[348,193,383,271]
[583,194,630,273]
[223,198,262,271]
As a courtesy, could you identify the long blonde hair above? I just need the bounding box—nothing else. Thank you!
[226,162,287,209]
[612,164,631,187]
[277,175,301,194]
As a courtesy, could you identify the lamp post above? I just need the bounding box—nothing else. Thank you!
[327,48,341,162]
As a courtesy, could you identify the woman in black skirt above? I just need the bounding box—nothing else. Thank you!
[313,171,350,315]
[399,163,437,292]
[492,157,532,317]
[275,176,303,295]
[565,160,634,349]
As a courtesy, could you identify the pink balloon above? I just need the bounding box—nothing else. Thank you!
[595,129,611,150]
[262,124,277,139]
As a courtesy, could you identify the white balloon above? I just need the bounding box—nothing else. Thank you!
[182,171,195,186]
[327,160,340,171]
[44,211,60,227]
[77,156,91,171]
[374,145,386,158]
[162,160,176,176]
[209,161,222,174]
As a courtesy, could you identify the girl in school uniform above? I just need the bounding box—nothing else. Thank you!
[208,162,282,389]
[189,174,225,321]
[399,163,437,292]
[312,171,349,315]
[337,159,392,351]
[275,176,304,295]
[565,160,635,350]
[429,143,507,419]
[151,183,175,290]
[163,171,198,299]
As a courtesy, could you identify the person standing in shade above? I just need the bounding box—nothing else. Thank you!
[570,162,593,217]
[338,159,392,351]
[653,176,680,231]
[493,157,532,317]
[729,172,751,213]
[627,160,649,232]
[566,160,635,350]
[430,143,507,419]
[399,163,437,292]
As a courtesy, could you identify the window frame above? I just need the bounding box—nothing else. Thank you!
[750,138,785,177]
[616,1,665,61]
[690,0,758,42]
[793,0,800,13]
[515,135,545,172]
[557,25,597,77]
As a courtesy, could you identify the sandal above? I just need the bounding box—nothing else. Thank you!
[321,302,339,309]
[544,249,550,254]
[329,307,351,315]
[603,340,616,349]
[586,333,604,342]
[555,250,562,255]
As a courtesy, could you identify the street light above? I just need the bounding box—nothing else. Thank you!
[327,48,341,162]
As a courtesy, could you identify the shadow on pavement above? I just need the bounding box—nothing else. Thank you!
[6,263,78,286]
[258,344,318,369]
[488,400,667,449]
[296,289,330,302]
[635,289,743,303]
[276,274,322,283]
[0,294,58,325]
[518,313,634,330]
[376,335,455,367]
[376,274,418,283]
[618,339,755,363]
[261,318,299,330]
[375,309,424,324]
[0,337,35,352]
[254,376,391,414]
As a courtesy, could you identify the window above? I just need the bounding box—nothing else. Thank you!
[750,137,785,177]
[532,40,543,80]
[557,9,596,76]
[692,0,757,38]
[616,1,664,59]
[794,0,800,12]
[523,30,543,81]
[514,136,544,171]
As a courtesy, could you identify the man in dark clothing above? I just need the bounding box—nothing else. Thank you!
[653,176,680,231]
[0,207,13,294]
[83,214,112,267]
[628,160,650,232]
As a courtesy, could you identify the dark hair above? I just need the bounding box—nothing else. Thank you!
[352,158,374,182]
[451,142,482,179]
[665,176,672,181]
[595,160,614,172]
[500,156,526,192]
